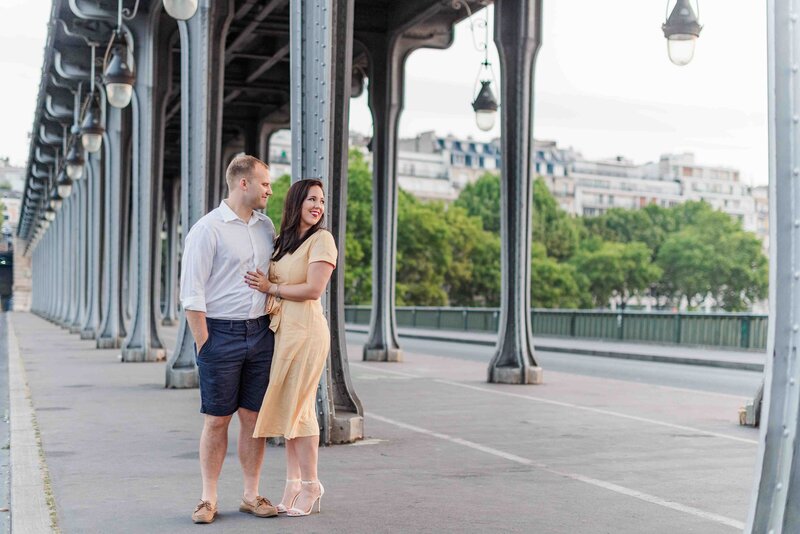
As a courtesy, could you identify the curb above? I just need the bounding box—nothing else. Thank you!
[344,326,764,372]
[8,313,57,532]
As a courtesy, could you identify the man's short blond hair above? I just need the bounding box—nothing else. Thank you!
[225,154,270,191]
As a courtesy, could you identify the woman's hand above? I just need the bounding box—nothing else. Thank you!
[244,268,272,293]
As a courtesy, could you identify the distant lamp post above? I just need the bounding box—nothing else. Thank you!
[49,184,63,212]
[662,0,702,66]
[81,44,104,152]
[163,0,198,20]
[472,81,498,132]
[57,170,74,199]
[103,31,135,108]
[65,138,85,180]
[44,206,56,222]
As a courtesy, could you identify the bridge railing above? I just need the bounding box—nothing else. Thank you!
[343,306,768,350]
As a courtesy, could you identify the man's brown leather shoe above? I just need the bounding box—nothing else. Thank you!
[239,496,278,518]
[192,500,217,524]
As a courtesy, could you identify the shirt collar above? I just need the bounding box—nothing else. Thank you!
[219,200,269,225]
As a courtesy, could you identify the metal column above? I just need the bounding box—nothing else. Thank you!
[487,0,543,385]
[161,177,180,326]
[81,149,104,339]
[747,0,800,530]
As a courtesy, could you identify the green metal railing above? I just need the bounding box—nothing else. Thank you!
[344,306,768,350]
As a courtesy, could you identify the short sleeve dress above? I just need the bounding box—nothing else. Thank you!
[253,229,337,439]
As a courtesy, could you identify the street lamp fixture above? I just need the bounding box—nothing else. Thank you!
[44,206,56,222]
[472,81,498,132]
[662,0,703,66]
[103,31,135,108]
[163,0,198,20]
[65,138,85,180]
[49,185,63,212]
[81,44,104,152]
[57,170,74,199]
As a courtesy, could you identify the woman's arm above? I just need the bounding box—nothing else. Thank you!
[245,261,334,302]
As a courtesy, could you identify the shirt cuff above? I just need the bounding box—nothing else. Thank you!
[181,296,207,313]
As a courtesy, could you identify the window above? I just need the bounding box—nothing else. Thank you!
[546,163,554,175]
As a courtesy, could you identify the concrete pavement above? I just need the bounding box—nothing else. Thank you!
[10,311,760,533]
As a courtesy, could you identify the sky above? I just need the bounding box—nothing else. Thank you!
[0,0,768,185]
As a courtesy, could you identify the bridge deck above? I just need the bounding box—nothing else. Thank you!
[10,312,757,533]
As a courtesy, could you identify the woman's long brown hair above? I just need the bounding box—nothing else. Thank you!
[273,178,325,262]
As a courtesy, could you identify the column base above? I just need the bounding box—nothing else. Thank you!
[69,325,81,334]
[120,347,167,363]
[80,328,96,340]
[96,336,123,349]
[165,366,199,389]
[363,347,403,362]
[490,366,543,385]
[330,411,364,444]
[161,318,177,327]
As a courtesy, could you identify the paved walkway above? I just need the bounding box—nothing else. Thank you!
[346,325,766,371]
[10,312,760,533]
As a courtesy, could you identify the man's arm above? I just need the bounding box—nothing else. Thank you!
[179,223,215,349]
[185,310,209,350]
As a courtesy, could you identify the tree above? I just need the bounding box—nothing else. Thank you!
[656,207,767,310]
[343,149,373,304]
[531,243,587,309]
[453,172,501,233]
[571,241,662,307]
[532,178,580,260]
[266,174,290,231]
[444,205,501,306]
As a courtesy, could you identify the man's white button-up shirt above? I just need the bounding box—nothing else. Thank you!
[180,200,276,320]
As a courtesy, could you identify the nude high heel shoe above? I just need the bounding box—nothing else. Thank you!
[276,479,301,514]
[286,480,324,517]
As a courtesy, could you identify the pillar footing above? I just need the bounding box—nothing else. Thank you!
[96,337,122,349]
[363,347,403,362]
[79,328,96,340]
[121,347,167,363]
[330,411,364,444]
[68,325,81,334]
[490,366,543,385]
[166,367,198,389]
[162,318,177,327]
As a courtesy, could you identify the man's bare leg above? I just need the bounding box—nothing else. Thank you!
[237,408,265,501]
[200,414,233,504]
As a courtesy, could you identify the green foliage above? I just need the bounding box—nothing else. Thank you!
[571,241,662,306]
[453,172,501,233]
[266,174,291,231]
[272,151,767,312]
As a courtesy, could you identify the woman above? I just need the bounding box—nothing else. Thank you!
[244,178,336,517]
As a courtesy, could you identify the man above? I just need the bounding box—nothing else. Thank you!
[180,154,277,524]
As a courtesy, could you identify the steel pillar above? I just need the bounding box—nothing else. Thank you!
[161,177,180,326]
[96,108,127,349]
[68,179,85,333]
[81,149,103,339]
[360,34,409,363]
[121,13,169,362]
[166,0,234,388]
[290,0,364,444]
[487,0,543,385]
[747,0,800,530]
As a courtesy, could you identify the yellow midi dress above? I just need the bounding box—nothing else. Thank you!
[253,229,337,439]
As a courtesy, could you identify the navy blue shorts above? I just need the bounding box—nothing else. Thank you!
[195,316,274,417]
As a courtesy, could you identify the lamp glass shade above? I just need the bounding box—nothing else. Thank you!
[163,0,198,20]
[50,198,62,211]
[66,163,84,180]
[58,182,73,199]
[45,209,56,222]
[106,83,133,108]
[666,34,697,66]
[82,133,103,153]
[475,110,497,132]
